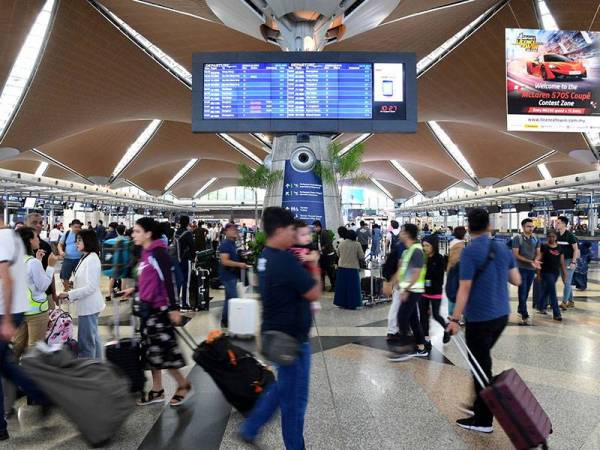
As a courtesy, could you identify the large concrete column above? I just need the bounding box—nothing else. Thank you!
[264,134,343,232]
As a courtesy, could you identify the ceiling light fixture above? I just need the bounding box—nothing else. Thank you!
[339,133,372,156]
[132,0,216,23]
[537,163,552,180]
[111,119,161,181]
[90,0,192,87]
[194,177,218,198]
[34,161,48,177]
[218,133,263,165]
[0,0,56,142]
[390,160,423,192]
[164,159,198,192]
[536,0,559,30]
[428,121,478,181]
[370,178,393,199]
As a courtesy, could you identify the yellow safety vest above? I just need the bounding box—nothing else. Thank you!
[397,243,427,293]
[24,255,49,316]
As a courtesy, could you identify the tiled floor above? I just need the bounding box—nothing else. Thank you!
[4,264,600,449]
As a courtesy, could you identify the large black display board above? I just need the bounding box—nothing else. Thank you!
[192,52,417,133]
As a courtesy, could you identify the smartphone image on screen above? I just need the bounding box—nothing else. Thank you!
[382,80,394,97]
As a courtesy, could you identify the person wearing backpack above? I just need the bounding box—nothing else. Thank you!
[173,216,195,310]
[512,218,541,325]
[386,220,401,255]
[447,208,521,434]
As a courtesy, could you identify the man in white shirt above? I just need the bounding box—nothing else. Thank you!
[0,200,48,441]
[49,224,62,255]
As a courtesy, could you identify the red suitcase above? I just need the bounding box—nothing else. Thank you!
[454,335,552,450]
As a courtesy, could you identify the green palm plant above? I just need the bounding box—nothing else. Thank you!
[313,140,370,207]
[237,163,283,227]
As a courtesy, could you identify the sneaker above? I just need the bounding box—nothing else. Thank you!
[536,309,547,315]
[456,417,493,433]
[137,389,165,406]
[424,340,432,352]
[0,428,8,441]
[443,331,451,344]
[519,318,531,326]
[560,302,568,311]
[388,347,429,362]
[567,301,575,308]
[553,316,563,322]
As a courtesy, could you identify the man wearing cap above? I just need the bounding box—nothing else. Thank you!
[218,223,250,328]
[58,219,83,291]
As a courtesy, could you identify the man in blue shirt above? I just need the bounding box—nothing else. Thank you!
[58,219,83,291]
[241,207,321,449]
[447,208,521,434]
[218,223,250,328]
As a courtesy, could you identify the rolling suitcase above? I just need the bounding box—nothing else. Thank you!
[175,328,274,415]
[228,298,259,338]
[454,334,552,449]
[104,296,145,393]
[21,347,135,447]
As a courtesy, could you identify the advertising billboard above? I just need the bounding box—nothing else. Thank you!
[281,160,326,227]
[506,28,600,132]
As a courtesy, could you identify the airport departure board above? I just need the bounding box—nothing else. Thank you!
[192,52,417,133]
[203,63,374,119]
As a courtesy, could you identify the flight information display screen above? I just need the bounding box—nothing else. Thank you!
[203,63,375,119]
[192,52,417,133]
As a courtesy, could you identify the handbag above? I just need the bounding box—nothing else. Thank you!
[261,330,300,366]
[131,296,152,320]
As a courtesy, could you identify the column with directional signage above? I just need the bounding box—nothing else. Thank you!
[281,160,326,227]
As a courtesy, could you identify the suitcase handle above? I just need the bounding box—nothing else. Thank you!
[174,325,198,352]
[452,333,490,388]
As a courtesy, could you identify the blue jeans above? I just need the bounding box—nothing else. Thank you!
[0,314,48,430]
[518,268,536,319]
[563,259,575,302]
[242,341,311,450]
[539,272,561,317]
[221,278,238,326]
[78,313,102,359]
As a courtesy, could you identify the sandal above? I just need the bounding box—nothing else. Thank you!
[137,389,165,406]
[170,384,194,407]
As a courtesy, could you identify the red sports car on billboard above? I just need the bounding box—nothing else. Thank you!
[526,54,587,80]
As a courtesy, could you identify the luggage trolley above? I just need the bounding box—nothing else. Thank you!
[362,260,391,307]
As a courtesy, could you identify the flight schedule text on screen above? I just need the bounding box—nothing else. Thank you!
[203,63,382,119]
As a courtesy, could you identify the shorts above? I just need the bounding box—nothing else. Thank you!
[60,258,81,281]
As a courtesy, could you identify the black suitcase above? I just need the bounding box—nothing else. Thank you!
[104,298,145,393]
[189,268,211,311]
[361,276,383,297]
[176,328,274,415]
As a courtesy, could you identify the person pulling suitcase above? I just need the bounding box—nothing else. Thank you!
[446,208,522,433]
[122,217,193,407]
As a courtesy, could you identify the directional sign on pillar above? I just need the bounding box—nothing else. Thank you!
[281,160,326,227]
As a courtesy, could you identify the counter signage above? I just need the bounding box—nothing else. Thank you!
[506,28,600,132]
[281,160,326,227]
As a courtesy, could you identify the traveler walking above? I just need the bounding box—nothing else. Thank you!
[123,217,192,407]
[49,224,62,255]
[218,224,250,328]
[537,230,565,320]
[371,223,382,260]
[0,201,49,441]
[556,216,579,309]
[313,220,336,291]
[447,208,521,434]
[386,220,401,255]
[14,227,57,357]
[173,216,195,310]
[58,229,105,359]
[356,220,371,254]
[58,219,83,291]
[419,234,450,347]
[240,207,321,449]
[334,229,364,310]
[512,218,541,325]
[388,224,429,361]
[445,226,467,316]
